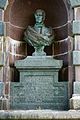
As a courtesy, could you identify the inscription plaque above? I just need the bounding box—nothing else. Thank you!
[10,74,68,110]
[10,56,68,110]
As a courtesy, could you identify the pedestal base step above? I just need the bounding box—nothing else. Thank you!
[70,95,80,110]
[0,110,80,119]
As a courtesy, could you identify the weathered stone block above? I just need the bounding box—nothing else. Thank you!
[74,36,80,50]
[70,95,80,110]
[75,66,80,81]
[73,21,80,35]
[4,66,14,82]
[74,7,80,20]
[70,0,80,8]
[0,0,8,9]
[70,81,80,110]
[0,97,8,110]
[0,22,4,36]
[0,67,3,81]
[0,98,3,110]
[0,52,4,66]
[5,82,10,95]
[0,82,4,97]
[73,51,80,65]
[2,97,8,110]
[0,9,4,21]
[74,82,80,94]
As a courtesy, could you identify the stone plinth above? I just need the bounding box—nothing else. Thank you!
[70,82,80,109]
[70,95,80,110]
[10,56,68,110]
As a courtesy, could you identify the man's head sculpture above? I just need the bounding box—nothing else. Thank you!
[34,9,45,23]
[24,9,54,56]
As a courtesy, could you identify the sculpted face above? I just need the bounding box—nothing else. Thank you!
[35,9,45,24]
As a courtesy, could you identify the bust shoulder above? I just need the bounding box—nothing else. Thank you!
[43,26,53,36]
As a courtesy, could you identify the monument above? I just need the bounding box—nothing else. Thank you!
[10,9,68,110]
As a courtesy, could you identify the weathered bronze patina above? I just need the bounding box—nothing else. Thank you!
[24,9,54,56]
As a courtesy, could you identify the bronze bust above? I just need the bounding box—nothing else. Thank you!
[24,9,54,56]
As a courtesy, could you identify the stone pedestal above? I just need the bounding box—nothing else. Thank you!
[10,56,68,110]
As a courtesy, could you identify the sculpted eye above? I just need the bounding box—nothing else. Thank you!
[37,15,42,16]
